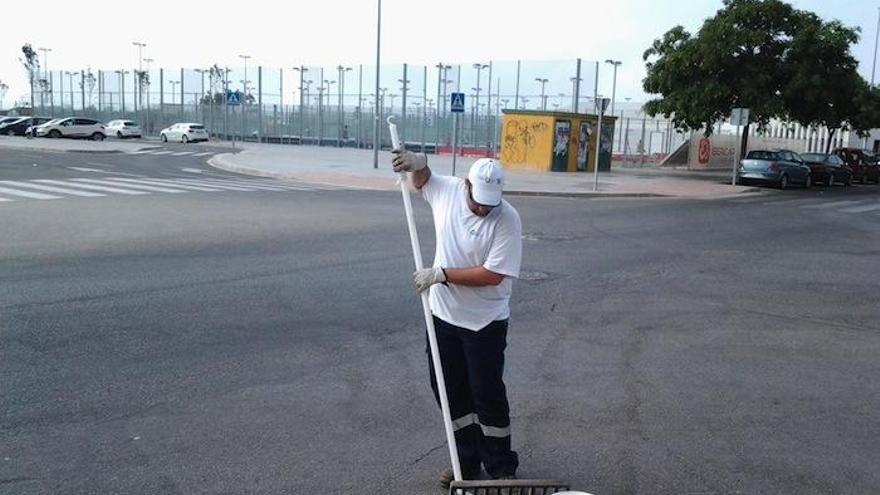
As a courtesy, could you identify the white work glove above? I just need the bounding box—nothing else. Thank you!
[392,150,427,173]
[413,267,446,293]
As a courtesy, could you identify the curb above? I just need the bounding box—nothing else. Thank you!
[209,153,704,199]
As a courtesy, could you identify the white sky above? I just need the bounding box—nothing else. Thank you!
[2,0,878,109]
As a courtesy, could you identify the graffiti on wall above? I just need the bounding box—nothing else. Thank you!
[502,119,550,164]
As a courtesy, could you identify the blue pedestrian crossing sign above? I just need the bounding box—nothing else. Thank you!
[226,90,242,106]
[450,92,465,113]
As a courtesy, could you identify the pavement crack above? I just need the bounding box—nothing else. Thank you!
[410,442,446,466]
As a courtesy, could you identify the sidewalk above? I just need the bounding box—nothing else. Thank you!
[209,142,760,199]
[0,135,163,154]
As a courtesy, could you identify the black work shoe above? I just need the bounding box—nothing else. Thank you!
[439,467,480,490]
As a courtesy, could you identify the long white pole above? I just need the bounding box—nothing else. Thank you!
[593,103,604,191]
[387,116,462,483]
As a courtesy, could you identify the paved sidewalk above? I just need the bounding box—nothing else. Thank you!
[208,142,759,198]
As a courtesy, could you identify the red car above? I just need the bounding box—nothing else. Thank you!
[801,152,853,186]
[832,148,880,184]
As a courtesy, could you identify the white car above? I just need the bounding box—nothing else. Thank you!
[160,123,209,143]
[106,120,142,139]
[35,117,106,141]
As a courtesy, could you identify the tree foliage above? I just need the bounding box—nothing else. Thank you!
[643,0,880,138]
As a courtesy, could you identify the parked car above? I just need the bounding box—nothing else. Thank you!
[160,123,209,143]
[800,152,853,187]
[832,148,880,184]
[0,116,53,137]
[737,149,812,189]
[105,120,143,139]
[35,117,106,141]
[0,116,22,130]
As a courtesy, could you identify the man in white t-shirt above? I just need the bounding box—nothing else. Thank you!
[392,150,523,489]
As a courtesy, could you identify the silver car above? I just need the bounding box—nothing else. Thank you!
[35,117,107,141]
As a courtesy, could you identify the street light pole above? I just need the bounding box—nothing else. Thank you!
[38,47,51,113]
[535,78,548,111]
[473,63,488,145]
[373,0,382,168]
[338,65,352,147]
[294,66,308,144]
[132,42,146,113]
[239,54,251,141]
[604,60,622,116]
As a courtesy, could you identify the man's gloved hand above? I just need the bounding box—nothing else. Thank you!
[392,150,428,173]
[413,267,446,293]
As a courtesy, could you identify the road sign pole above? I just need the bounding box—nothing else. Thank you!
[452,112,458,176]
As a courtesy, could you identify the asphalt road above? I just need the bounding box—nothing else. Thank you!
[1,143,879,494]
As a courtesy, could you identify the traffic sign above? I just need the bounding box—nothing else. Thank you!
[226,90,242,106]
[730,108,750,126]
[595,97,610,114]
[450,92,465,113]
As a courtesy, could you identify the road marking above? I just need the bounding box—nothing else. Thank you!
[70,178,189,193]
[149,151,174,155]
[67,167,106,173]
[171,152,195,156]
[0,185,61,200]
[35,179,149,195]
[840,203,880,213]
[181,168,205,173]
[189,178,290,191]
[192,152,214,157]
[169,178,257,191]
[760,198,817,206]
[0,197,14,202]
[0,180,106,197]
[801,200,865,209]
[106,178,223,192]
[126,150,159,155]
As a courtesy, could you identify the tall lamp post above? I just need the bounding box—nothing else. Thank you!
[604,60,622,116]
[239,54,251,140]
[535,78,549,111]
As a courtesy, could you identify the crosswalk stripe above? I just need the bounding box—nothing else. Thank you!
[105,178,223,192]
[0,180,106,197]
[760,198,817,206]
[192,152,214,157]
[187,178,290,191]
[127,150,158,155]
[150,151,174,155]
[0,185,61,200]
[35,179,149,195]
[0,197,13,202]
[801,200,865,209]
[168,178,257,191]
[840,203,880,213]
[171,152,195,156]
[70,178,189,193]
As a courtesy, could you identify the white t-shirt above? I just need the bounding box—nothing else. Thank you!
[421,174,523,331]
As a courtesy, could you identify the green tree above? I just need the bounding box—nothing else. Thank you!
[643,0,800,135]
[782,12,863,151]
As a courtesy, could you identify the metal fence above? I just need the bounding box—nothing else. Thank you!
[25,59,687,157]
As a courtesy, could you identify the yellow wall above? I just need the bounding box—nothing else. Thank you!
[500,114,555,171]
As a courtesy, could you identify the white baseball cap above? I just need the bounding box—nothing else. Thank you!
[467,158,505,206]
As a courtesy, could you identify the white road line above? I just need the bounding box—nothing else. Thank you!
[181,168,205,173]
[150,151,174,155]
[67,166,106,173]
[0,180,106,197]
[169,179,257,191]
[171,152,195,156]
[192,152,214,157]
[840,203,880,213]
[126,150,160,155]
[760,198,818,206]
[801,200,866,210]
[105,178,223,192]
[191,178,290,191]
[70,178,189,193]
[0,185,62,200]
[35,180,149,195]
[0,197,15,202]
[234,179,316,191]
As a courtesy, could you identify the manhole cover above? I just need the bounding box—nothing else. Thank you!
[519,270,551,281]
[522,232,578,242]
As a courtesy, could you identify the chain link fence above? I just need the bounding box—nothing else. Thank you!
[26,59,687,159]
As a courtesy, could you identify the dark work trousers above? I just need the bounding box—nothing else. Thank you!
[428,315,519,478]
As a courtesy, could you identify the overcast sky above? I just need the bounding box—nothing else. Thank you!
[2,0,879,109]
